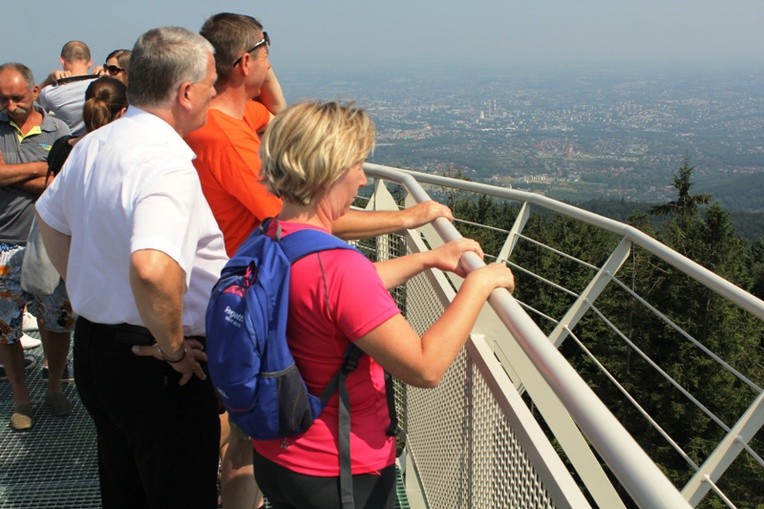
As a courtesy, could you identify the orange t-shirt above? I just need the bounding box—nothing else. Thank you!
[185,101,282,255]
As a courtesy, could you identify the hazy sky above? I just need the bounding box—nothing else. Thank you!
[2,0,763,82]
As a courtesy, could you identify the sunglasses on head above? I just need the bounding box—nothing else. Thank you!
[232,32,270,67]
[103,64,125,75]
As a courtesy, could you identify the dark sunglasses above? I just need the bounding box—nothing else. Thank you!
[232,32,270,67]
[103,64,125,75]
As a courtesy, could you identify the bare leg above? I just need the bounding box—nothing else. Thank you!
[39,322,72,417]
[220,415,264,509]
[40,328,70,395]
[0,341,30,405]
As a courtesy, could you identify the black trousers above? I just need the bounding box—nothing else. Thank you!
[74,317,220,509]
[252,449,396,509]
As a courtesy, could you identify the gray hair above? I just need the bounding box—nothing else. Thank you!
[0,62,35,89]
[127,26,214,108]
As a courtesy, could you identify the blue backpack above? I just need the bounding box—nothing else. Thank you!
[205,218,363,441]
[206,218,402,508]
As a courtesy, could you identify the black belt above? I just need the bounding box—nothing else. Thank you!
[77,317,204,346]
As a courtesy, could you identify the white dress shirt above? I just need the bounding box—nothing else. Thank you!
[36,106,228,336]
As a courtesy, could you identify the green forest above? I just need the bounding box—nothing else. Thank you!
[438,159,764,508]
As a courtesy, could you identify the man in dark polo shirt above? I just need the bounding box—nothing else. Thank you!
[0,62,74,431]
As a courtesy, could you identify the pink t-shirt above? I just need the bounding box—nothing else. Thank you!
[251,222,400,476]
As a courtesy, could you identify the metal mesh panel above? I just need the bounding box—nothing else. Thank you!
[471,367,555,509]
[365,230,556,509]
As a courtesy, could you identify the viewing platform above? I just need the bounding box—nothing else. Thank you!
[2,164,762,508]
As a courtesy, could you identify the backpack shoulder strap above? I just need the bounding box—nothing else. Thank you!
[279,227,359,264]
[335,345,363,509]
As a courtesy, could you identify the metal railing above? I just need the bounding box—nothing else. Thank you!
[359,162,764,509]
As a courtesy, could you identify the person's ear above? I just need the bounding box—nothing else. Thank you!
[236,53,250,78]
[177,81,193,111]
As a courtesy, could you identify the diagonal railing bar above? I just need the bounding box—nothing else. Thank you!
[548,237,632,348]
[684,391,764,506]
[498,201,529,261]
[563,325,701,471]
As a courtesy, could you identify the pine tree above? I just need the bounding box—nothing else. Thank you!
[650,156,711,230]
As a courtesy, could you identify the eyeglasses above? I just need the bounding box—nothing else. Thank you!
[103,64,125,76]
[232,32,270,67]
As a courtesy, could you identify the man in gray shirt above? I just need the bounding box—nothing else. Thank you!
[38,41,98,136]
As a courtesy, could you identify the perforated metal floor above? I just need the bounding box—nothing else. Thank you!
[0,330,100,509]
[1,330,409,509]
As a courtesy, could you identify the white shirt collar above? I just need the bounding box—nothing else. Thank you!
[122,106,196,160]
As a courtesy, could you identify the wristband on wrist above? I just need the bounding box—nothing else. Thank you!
[159,345,187,364]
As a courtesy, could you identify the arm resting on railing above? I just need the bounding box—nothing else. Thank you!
[356,261,514,388]
[332,201,453,240]
[374,238,479,289]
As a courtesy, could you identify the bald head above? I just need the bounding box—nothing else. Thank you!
[60,40,93,73]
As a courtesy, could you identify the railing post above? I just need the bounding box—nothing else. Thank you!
[497,201,531,261]
[547,237,632,347]
[683,391,764,506]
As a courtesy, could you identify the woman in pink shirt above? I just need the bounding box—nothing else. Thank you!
[253,101,515,508]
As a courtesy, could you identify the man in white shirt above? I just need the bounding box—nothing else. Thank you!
[37,27,226,509]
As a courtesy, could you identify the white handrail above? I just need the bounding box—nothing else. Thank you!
[365,163,764,321]
[364,162,694,508]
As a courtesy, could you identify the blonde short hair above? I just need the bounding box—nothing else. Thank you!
[260,101,375,207]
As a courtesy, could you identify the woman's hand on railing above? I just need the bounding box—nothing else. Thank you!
[401,200,454,229]
[465,262,516,295]
[429,238,484,278]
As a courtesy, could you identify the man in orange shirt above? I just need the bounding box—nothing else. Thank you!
[185,13,283,255]
[187,13,452,256]
[186,13,453,508]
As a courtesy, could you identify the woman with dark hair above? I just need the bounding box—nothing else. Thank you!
[101,49,131,85]
[47,75,127,176]
[82,75,128,134]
